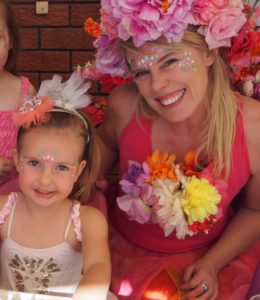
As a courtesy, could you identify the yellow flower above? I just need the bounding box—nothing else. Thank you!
[181,177,221,224]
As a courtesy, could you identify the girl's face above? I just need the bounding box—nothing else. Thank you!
[0,9,10,71]
[15,127,86,207]
[126,43,215,123]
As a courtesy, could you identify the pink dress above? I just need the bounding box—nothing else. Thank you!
[0,77,31,195]
[107,103,260,300]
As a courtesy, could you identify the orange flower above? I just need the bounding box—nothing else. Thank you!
[160,0,171,13]
[84,18,101,38]
[147,150,177,183]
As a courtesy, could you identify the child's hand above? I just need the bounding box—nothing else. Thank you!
[0,157,15,180]
[180,257,219,300]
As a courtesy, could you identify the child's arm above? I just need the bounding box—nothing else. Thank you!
[73,205,111,300]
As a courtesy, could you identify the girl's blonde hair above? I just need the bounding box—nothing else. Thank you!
[123,26,238,178]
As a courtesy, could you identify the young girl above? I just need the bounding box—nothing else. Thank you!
[0,72,113,300]
[0,0,35,194]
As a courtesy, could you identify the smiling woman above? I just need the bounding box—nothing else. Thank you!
[91,0,260,299]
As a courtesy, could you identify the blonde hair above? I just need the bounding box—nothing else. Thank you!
[123,27,238,178]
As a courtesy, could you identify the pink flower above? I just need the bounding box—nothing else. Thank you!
[193,1,219,25]
[100,9,119,39]
[199,6,247,49]
[117,194,153,224]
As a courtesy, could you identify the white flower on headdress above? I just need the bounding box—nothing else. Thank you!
[37,71,92,111]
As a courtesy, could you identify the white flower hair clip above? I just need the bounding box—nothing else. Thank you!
[14,71,92,143]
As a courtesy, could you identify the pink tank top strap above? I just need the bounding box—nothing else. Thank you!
[19,76,30,102]
[0,193,18,225]
[71,200,82,242]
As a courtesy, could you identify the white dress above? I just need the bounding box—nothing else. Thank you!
[0,193,82,297]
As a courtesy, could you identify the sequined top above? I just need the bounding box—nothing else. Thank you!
[0,193,83,297]
[0,77,31,194]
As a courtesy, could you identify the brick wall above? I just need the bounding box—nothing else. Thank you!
[11,0,100,92]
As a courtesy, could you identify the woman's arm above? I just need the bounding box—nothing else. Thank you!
[73,206,111,300]
[181,97,260,300]
[96,82,139,181]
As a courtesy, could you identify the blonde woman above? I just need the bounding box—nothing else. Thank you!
[94,1,260,299]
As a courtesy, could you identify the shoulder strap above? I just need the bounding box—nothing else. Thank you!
[71,201,82,242]
[19,76,30,102]
[0,193,18,238]
[0,193,17,226]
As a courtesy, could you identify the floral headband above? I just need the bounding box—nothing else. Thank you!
[14,71,92,143]
[90,0,248,77]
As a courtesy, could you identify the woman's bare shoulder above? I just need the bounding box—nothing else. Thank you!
[108,81,139,114]
[241,96,260,174]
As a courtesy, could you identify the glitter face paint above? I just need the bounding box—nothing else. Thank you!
[19,149,78,179]
[178,51,197,72]
[127,45,173,69]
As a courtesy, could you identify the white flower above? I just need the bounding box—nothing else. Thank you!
[153,178,193,238]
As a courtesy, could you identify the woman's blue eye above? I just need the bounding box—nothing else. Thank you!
[133,70,149,79]
[162,58,178,68]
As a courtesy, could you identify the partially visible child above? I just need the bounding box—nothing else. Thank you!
[0,72,114,299]
[0,0,35,194]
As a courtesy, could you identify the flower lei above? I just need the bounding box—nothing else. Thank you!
[117,151,228,238]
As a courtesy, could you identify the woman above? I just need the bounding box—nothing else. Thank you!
[93,1,260,299]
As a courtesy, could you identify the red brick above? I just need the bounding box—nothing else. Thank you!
[41,28,94,49]
[71,4,100,26]
[72,51,95,65]
[40,73,72,86]
[19,28,38,49]
[13,5,69,27]
[11,0,102,95]
[17,51,70,72]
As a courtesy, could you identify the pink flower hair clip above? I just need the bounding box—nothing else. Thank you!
[13,96,54,129]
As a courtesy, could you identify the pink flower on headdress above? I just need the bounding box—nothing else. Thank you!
[100,0,195,47]
[94,36,129,76]
[100,8,119,39]
[198,6,246,49]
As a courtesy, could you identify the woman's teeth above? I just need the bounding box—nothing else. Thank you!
[161,89,185,106]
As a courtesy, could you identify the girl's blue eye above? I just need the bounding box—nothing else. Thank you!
[56,164,69,172]
[28,160,40,167]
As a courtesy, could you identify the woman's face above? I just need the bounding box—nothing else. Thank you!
[126,42,215,123]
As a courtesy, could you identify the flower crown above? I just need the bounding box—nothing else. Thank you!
[14,71,92,142]
[89,0,247,77]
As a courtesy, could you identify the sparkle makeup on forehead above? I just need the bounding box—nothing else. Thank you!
[19,157,24,172]
[39,149,60,163]
[128,45,172,69]
[178,51,197,72]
